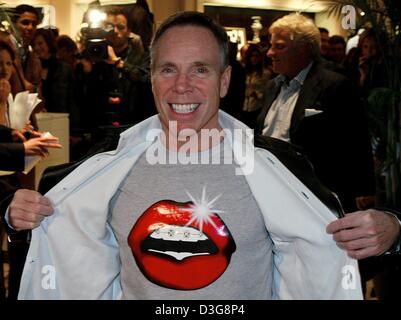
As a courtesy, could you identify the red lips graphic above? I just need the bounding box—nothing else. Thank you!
[128,200,236,290]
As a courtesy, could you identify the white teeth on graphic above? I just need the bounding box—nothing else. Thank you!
[171,104,200,114]
[150,225,207,242]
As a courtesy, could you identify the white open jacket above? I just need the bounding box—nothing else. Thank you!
[18,111,362,300]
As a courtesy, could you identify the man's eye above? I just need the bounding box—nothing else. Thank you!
[161,67,175,74]
[195,67,208,74]
[20,20,37,27]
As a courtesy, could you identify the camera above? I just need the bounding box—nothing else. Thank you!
[80,9,114,62]
[81,27,110,62]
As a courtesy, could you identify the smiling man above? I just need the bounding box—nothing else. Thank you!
[150,19,230,150]
[7,12,363,300]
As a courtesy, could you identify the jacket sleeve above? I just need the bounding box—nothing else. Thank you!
[254,135,345,218]
[0,179,17,222]
[0,143,25,171]
[0,125,13,142]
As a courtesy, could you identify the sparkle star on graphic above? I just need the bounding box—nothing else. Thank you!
[180,186,224,234]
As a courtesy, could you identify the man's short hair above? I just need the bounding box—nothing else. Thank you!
[106,6,128,23]
[269,13,321,60]
[150,11,229,72]
[329,35,346,47]
[318,27,329,34]
[13,4,43,24]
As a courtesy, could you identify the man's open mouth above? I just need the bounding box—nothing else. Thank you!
[170,103,200,114]
[141,225,217,261]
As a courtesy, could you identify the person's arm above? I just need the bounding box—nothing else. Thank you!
[0,142,25,171]
[0,135,62,172]
[0,124,13,141]
[326,208,401,259]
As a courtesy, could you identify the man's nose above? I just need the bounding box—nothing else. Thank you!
[26,23,35,30]
[174,73,192,93]
[267,47,274,57]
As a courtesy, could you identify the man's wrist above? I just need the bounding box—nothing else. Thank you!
[381,210,401,255]
[3,208,30,244]
[114,57,123,68]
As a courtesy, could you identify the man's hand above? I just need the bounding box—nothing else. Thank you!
[8,189,54,231]
[80,58,93,74]
[105,45,118,64]
[327,209,401,259]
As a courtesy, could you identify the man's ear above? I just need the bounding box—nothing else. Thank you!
[298,43,312,60]
[219,65,232,98]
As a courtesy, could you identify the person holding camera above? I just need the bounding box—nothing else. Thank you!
[104,7,156,125]
[72,23,121,159]
[71,6,156,160]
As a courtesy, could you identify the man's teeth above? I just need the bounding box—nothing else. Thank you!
[171,104,199,114]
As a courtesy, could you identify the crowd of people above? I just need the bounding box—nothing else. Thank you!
[0,3,400,301]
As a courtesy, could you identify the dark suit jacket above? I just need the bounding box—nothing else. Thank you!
[0,125,24,172]
[257,62,375,212]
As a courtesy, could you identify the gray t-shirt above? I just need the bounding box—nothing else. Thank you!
[109,140,273,299]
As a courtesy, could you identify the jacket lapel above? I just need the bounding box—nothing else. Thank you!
[290,64,323,137]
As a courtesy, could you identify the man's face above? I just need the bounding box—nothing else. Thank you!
[320,31,329,56]
[267,30,300,78]
[151,25,231,137]
[106,14,130,51]
[361,37,377,60]
[16,12,38,47]
[329,43,345,63]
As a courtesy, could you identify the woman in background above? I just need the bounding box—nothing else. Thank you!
[32,28,75,114]
[242,44,271,128]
